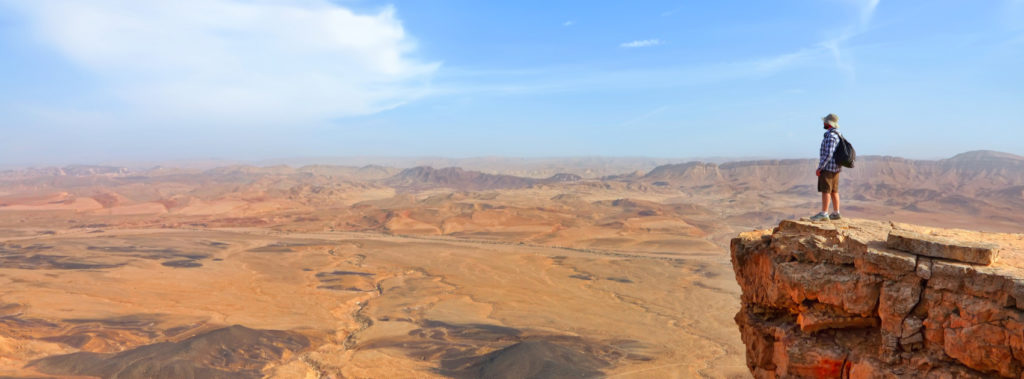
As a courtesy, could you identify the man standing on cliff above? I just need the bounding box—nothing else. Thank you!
[810,113,841,221]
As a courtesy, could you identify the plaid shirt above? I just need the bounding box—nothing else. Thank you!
[818,129,841,173]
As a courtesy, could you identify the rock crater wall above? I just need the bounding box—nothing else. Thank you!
[731,218,1024,378]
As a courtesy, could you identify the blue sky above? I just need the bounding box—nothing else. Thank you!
[0,0,1022,166]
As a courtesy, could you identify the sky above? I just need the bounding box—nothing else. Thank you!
[0,0,1022,167]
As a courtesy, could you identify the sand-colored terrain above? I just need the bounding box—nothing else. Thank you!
[0,228,746,378]
[0,151,1021,378]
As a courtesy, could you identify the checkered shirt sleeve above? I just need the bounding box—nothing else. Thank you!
[818,131,840,172]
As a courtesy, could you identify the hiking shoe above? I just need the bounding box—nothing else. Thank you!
[829,212,842,220]
[809,212,830,221]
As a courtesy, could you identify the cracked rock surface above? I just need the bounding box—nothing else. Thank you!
[731,218,1024,378]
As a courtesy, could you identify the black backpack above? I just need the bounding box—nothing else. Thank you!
[831,130,856,168]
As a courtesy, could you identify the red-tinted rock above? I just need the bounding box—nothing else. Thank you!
[732,218,1024,378]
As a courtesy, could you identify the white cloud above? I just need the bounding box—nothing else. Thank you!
[750,48,820,73]
[620,39,661,48]
[563,20,575,26]
[441,3,880,96]
[437,47,828,98]
[819,38,855,79]
[661,7,683,17]
[620,105,670,127]
[816,0,882,80]
[859,0,881,25]
[3,0,440,126]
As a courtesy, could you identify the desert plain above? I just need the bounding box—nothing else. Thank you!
[0,151,1022,378]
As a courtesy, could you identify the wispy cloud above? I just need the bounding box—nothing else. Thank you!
[620,39,661,48]
[859,0,881,25]
[435,46,828,97]
[661,6,683,17]
[750,48,820,73]
[1,0,440,127]
[816,0,882,80]
[563,20,575,27]
[438,3,878,97]
[819,39,855,79]
[620,105,671,127]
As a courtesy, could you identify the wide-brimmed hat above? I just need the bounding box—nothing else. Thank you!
[822,113,839,127]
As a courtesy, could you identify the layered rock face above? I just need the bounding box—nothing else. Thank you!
[731,219,1024,378]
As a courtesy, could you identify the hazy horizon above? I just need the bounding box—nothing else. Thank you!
[1,148,1014,172]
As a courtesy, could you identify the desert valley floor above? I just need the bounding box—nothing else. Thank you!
[0,227,746,378]
[1,152,1022,378]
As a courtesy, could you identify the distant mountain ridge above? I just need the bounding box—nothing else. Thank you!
[2,150,1021,195]
[384,166,581,191]
[641,151,1024,191]
[946,150,1024,162]
[635,150,1024,220]
[0,149,1021,236]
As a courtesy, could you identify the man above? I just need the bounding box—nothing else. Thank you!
[810,113,841,221]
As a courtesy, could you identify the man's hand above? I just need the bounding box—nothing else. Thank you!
[816,169,821,177]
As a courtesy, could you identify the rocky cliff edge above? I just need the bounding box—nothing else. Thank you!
[731,218,1024,378]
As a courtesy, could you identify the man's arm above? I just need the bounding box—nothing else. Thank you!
[817,133,838,172]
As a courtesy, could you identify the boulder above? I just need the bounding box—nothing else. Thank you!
[886,229,1000,265]
[731,218,1024,378]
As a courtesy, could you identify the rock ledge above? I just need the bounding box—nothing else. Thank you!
[731,218,1024,378]
[886,228,1000,265]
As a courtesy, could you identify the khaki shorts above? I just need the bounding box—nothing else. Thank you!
[818,171,839,193]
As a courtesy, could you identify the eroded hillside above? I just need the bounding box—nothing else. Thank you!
[0,152,1021,377]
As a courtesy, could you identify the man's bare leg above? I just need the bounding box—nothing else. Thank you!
[821,192,831,213]
[830,192,840,214]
